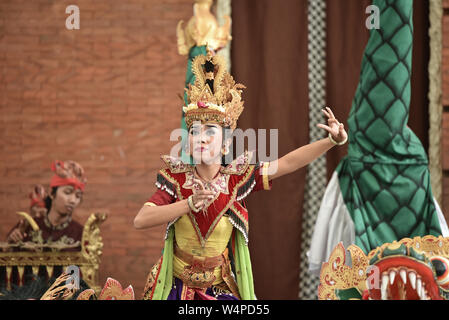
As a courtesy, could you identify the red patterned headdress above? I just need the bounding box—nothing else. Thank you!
[50,160,87,191]
[29,184,47,208]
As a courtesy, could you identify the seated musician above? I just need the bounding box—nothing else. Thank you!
[6,160,87,252]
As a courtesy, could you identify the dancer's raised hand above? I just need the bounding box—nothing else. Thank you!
[317,107,348,144]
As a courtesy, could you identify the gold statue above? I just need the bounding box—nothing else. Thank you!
[177,0,232,55]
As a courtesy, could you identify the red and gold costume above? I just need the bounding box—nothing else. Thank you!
[142,50,272,300]
[142,151,271,300]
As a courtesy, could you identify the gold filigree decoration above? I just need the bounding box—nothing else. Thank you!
[176,0,232,55]
[366,236,449,261]
[0,212,107,294]
[318,242,369,300]
[318,236,449,300]
[76,289,96,300]
[41,275,135,300]
[80,212,107,293]
[160,154,192,173]
[184,50,245,130]
[81,212,106,265]
[77,278,134,300]
[409,235,449,257]
[219,150,253,175]
[98,277,134,300]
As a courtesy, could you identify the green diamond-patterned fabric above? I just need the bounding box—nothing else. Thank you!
[336,0,442,254]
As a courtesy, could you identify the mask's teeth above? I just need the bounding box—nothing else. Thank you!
[381,273,389,300]
[408,271,417,290]
[399,269,407,285]
[416,278,422,298]
[389,270,396,285]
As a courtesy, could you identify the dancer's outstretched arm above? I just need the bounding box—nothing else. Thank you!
[134,179,214,229]
[268,107,347,181]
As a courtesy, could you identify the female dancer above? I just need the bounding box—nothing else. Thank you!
[134,51,347,300]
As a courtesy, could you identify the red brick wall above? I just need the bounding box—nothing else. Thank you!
[0,0,194,296]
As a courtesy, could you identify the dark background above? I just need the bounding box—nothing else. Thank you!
[232,0,432,299]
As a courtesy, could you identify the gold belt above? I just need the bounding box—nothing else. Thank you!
[174,244,228,289]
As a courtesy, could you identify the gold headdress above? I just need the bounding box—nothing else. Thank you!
[183,50,245,130]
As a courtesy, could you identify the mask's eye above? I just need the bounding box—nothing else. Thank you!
[430,256,449,289]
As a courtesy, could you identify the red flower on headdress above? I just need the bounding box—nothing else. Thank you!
[197,101,207,108]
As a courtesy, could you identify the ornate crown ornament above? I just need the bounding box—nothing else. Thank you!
[318,236,449,300]
[183,49,245,130]
[177,0,232,55]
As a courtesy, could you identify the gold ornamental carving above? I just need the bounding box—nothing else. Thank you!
[177,0,232,55]
[0,212,107,294]
[318,236,449,300]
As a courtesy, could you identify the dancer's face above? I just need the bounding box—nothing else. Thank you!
[52,185,82,217]
[188,122,223,165]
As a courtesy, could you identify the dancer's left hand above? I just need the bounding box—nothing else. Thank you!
[317,107,348,144]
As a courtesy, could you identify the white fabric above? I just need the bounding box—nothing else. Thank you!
[307,171,354,276]
[434,197,449,237]
[307,171,449,276]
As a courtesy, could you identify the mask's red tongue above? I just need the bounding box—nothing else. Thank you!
[367,257,442,300]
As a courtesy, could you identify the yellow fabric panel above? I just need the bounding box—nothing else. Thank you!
[173,215,233,286]
[174,214,233,257]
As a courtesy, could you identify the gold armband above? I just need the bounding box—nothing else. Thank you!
[262,162,271,191]
[144,202,157,207]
